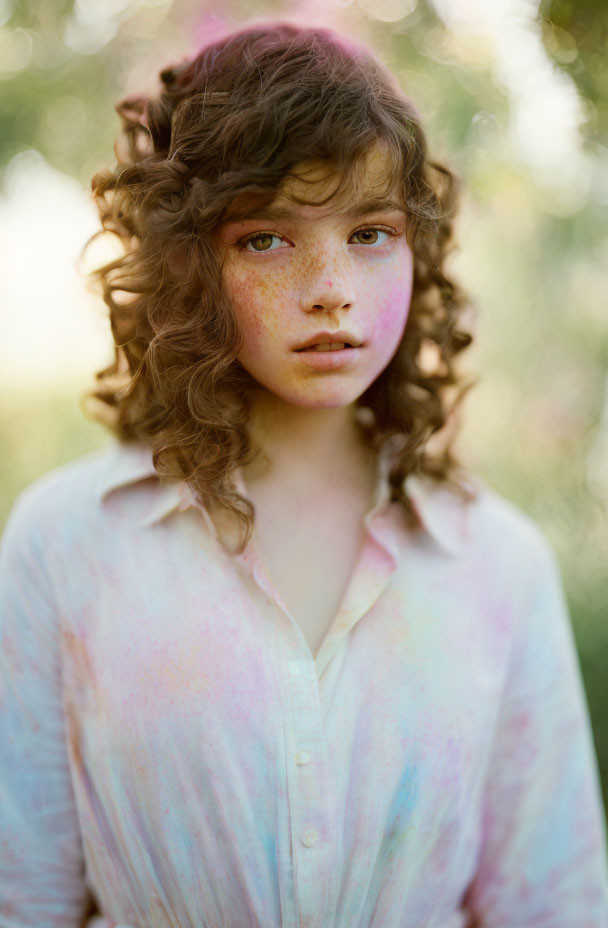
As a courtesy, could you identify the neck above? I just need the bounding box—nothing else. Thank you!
[242,391,375,492]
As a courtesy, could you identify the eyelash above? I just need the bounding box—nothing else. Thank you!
[235,225,399,253]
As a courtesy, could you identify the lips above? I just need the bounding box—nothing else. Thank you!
[293,330,363,351]
[302,342,351,352]
[296,342,353,352]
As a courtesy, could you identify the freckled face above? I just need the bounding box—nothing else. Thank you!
[216,148,414,410]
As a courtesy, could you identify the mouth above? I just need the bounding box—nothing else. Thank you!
[293,330,363,351]
[294,342,358,353]
[292,342,363,370]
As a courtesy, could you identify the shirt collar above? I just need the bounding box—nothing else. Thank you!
[95,439,474,557]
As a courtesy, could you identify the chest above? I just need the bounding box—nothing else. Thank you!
[249,494,369,659]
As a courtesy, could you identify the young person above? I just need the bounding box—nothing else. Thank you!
[1,20,607,928]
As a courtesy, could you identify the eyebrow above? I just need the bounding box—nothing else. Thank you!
[226,196,407,223]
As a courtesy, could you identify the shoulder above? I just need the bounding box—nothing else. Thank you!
[407,466,556,570]
[1,440,152,554]
[468,475,548,548]
[4,442,114,524]
[461,473,559,579]
[421,474,568,637]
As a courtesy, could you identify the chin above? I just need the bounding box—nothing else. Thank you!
[282,391,361,410]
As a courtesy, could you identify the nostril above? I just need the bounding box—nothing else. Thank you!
[311,302,352,310]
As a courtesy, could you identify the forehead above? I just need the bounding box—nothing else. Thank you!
[222,141,405,224]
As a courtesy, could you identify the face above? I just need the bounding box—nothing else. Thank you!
[216,144,414,411]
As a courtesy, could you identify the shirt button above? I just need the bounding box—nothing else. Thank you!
[294,750,310,765]
[301,829,318,847]
[288,662,301,675]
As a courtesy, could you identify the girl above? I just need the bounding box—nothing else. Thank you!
[1,20,607,928]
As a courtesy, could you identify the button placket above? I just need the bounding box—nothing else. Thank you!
[283,648,337,927]
[231,513,340,924]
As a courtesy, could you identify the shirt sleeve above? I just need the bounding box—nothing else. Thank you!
[0,489,92,926]
[462,528,608,927]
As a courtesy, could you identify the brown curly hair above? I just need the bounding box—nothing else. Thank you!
[83,20,478,554]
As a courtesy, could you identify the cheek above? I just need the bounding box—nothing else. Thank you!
[226,268,280,349]
[371,282,413,342]
[368,249,414,338]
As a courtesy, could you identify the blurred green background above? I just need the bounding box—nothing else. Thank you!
[1,0,607,822]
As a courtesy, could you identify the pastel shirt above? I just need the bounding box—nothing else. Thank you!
[1,438,607,928]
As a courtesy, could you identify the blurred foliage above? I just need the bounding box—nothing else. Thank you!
[0,389,107,529]
[1,0,608,821]
[540,0,608,143]
[0,0,182,184]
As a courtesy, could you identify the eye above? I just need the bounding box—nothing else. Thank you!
[239,232,288,253]
[349,226,394,246]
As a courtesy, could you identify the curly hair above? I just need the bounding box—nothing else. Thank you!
[83,20,478,554]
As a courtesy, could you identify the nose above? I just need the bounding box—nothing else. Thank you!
[300,254,355,314]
